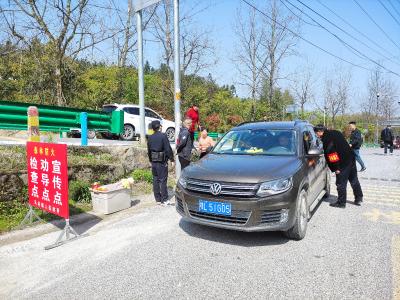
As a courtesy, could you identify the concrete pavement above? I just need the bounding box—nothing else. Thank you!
[0,148,399,299]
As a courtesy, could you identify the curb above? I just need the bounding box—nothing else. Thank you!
[0,193,159,247]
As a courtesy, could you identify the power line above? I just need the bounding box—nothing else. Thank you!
[388,0,400,20]
[353,0,400,52]
[240,0,374,73]
[293,0,400,67]
[284,0,400,77]
[378,0,400,27]
[316,0,398,64]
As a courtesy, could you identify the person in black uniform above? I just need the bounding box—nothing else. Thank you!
[348,121,366,172]
[176,117,193,171]
[147,120,174,206]
[381,125,394,155]
[314,124,363,208]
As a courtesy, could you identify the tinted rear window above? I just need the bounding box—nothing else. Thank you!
[103,105,117,113]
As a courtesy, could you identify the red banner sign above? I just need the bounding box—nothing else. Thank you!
[26,142,69,219]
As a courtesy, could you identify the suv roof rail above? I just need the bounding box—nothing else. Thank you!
[294,119,308,125]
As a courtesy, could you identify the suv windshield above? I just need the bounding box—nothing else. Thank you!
[213,129,297,156]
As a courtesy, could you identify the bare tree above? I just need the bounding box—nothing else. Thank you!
[262,0,299,119]
[1,0,114,106]
[292,64,314,118]
[323,66,352,128]
[234,5,268,119]
[363,66,399,122]
[149,0,216,104]
[234,0,298,120]
[110,0,157,67]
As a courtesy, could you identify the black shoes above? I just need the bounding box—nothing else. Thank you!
[359,167,366,172]
[354,199,363,206]
[330,202,346,208]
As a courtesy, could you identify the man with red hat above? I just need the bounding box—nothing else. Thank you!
[185,104,199,141]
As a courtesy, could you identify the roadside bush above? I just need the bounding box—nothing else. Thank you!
[69,180,91,203]
[132,169,153,184]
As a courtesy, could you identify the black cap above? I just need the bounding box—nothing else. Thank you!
[349,121,356,125]
[151,120,161,130]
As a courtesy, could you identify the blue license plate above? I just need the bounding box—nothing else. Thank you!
[198,200,232,216]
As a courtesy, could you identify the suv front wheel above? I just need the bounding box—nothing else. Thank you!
[284,189,308,240]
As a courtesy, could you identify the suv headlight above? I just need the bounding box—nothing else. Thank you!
[178,176,187,189]
[256,177,293,197]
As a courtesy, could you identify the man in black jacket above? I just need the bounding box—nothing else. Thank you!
[381,125,394,155]
[314,124,363,208]
[176,118,193,171]
[349,121,366,172]
[147,120,174,206]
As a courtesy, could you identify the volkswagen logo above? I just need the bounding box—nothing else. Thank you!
[210,183,222,195]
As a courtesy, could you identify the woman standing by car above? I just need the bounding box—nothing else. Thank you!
[198,127,215,158]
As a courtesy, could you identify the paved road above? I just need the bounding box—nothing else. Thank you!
[0,148,399,299]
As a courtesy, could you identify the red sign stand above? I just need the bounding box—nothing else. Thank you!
[24,141,82,249]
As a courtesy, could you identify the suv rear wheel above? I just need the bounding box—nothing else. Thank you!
[284,189,308,240]
[121,124,135,141]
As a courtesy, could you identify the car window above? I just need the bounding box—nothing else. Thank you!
[303,127,320,154]
[145,109,161,119]
[102,105,117,113]
[123,107,139,115]
[213,129,296,156]
[303,131,313,153]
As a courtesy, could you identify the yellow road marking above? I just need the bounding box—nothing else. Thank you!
[392,235,400,300]
[363,209,400,224]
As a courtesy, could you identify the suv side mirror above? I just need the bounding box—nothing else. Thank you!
[307,146,323,157]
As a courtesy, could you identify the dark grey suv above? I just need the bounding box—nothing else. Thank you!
[175,121,330,240]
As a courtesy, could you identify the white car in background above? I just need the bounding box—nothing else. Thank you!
[102,104,176,142]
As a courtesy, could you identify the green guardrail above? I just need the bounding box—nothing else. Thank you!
[0,100,124,134]
[194,131,223,140]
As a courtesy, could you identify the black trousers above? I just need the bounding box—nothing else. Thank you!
[179,156,191,170]
[151,162,168,203]
[384,141,394,154]
[336,161,363,205]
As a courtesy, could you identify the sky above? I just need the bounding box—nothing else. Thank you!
[135,0,400,112]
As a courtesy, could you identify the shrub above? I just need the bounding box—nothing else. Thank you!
[69,180,92,203]
[132,169,153,183]
[204,113,222,132]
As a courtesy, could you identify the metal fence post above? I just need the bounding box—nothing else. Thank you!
[80,112,88,146]
[174,0,181,180]
[136,10,146,145]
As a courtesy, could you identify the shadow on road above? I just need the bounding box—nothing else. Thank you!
[178,219,289,247]
[49,213,102,235]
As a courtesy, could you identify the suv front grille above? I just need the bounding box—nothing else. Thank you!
[258,210,283,224]
[186,179,258,197]
[187,203,250,225]
[176,197,184,213]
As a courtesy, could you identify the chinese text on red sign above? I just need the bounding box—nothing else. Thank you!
[26,142,69,219]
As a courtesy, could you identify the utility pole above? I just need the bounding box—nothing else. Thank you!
[136,9,146,145]
[375,93,380,145]
[174,0,181,179]
[134,0,162,145]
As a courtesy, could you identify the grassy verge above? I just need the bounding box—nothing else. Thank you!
[0,199,92,233]
[131,168,176,195]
